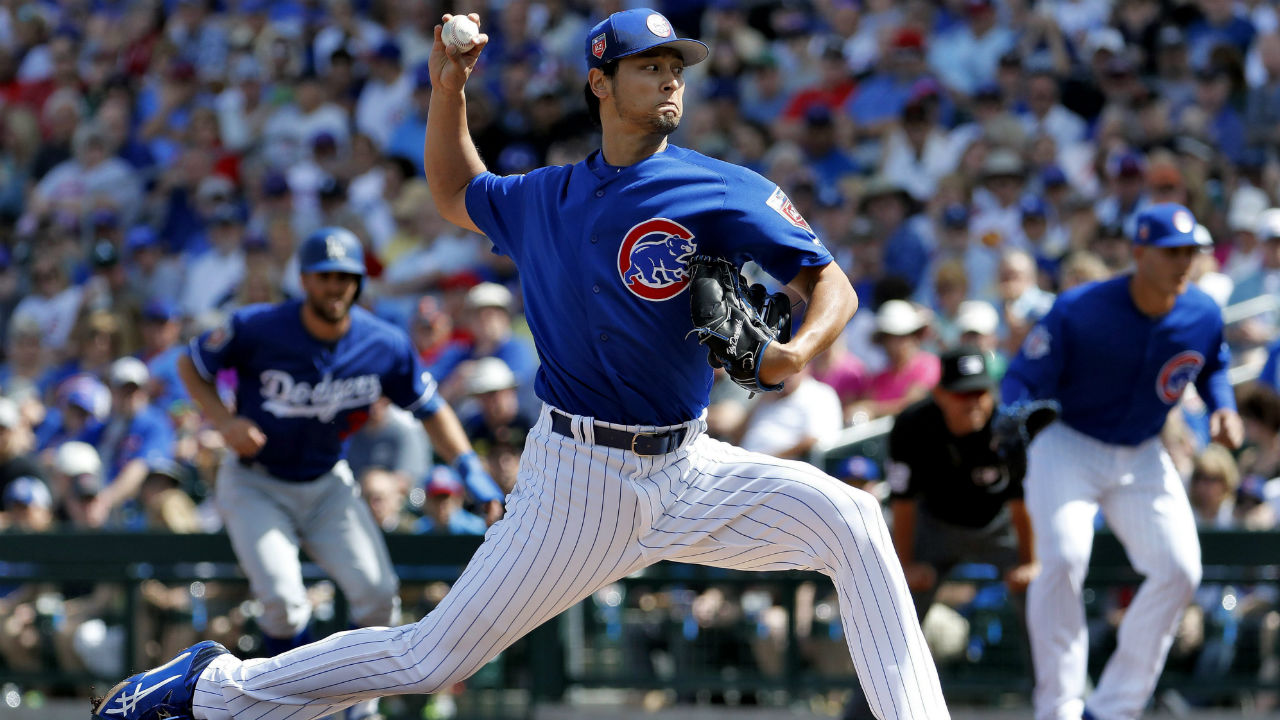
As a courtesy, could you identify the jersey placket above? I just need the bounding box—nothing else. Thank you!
[583,173,625,348]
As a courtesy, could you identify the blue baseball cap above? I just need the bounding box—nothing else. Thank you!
[1109,150,1145,179]
[942,203,970,229]
[1133,203,1210,247]
[4,476,52,509]
[373,39,401,63]
[63,377,108,416]
[125,225,160,252]
[1040,165,1068,188]
[585,8,708,70]
[1019,195,1049,219]
[840,456,881,482]
[142,298,179,322]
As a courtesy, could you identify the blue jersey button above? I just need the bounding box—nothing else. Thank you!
[600,333,609,342]
[592,285,600,293]
[590,235,598,243]
[595,190,604,197]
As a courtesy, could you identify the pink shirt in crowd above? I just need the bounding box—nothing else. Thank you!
[813,354,869,403]
[865,352,941,403]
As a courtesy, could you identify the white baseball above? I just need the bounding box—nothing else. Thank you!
[442,15,480,52]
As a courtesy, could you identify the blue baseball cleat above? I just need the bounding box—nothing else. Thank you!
[91,640,228,719]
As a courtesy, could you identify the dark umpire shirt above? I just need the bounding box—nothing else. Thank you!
[886,397,1024,528]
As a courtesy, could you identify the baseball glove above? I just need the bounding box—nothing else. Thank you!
[991,399,1061,478]
[686,255,792,395]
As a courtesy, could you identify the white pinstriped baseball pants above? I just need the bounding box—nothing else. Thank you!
[1025,422,1201,720]
[193,404,947,720]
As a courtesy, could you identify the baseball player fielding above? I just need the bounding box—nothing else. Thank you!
[1003,202,1244,720]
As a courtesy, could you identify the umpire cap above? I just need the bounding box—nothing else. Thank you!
[1133,203,1211,248]
[938,346,995,393]
[299,227,365,277]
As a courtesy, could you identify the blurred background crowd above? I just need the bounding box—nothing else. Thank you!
[3,0,1280,712]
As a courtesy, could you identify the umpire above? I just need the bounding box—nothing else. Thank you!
[846,347,1037,719]
[887,346,1038,613]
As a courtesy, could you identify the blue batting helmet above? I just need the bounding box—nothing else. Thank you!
[299,227,366,277]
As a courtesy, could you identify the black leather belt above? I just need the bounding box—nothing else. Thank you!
[550,411,687,456]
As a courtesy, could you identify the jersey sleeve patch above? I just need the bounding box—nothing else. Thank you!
[1022,324,1051,359]
[766,186,817,240]
[886,460,911,495]
[203,322,233,352]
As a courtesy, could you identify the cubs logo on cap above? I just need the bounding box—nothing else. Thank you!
[585,8,709,70]
[646,13,671,37]
[1132,202,1210,248]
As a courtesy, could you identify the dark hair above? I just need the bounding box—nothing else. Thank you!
[384,155,417,182]
[1238,383,1280,433]
[584,61,619,127]
[872,275,913,308]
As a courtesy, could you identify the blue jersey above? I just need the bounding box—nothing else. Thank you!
[465,144,832,425]
[83,404,176,481]
[414,509,487,536]
[1259,338,1280,393]
[1002,276,1235,446]
[145,346,189,410]
[188,300,443,481]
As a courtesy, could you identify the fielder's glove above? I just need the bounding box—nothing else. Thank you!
[686,256,792,395]
[991,399,1061,478]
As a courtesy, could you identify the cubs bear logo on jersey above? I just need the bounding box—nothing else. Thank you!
[1155,350,1204,404]
[617,218,697,301]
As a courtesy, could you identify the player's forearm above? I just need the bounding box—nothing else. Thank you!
[424,89,486,232]
[177,355,236,429]
[422,404,504,503]
[1200,368,1236,414]
[1009,499,1035,564]
[785,262,857,369]
[420,403,475,465]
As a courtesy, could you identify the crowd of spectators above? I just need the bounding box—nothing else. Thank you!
[1,0,1280,709]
